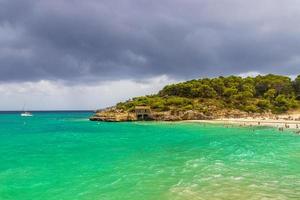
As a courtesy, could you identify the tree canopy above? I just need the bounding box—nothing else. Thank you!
[116,74,300,114]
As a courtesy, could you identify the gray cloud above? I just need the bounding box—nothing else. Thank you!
[1,0,300,83]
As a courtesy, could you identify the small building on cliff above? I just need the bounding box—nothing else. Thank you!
[135,106,152,120]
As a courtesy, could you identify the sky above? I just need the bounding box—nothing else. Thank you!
[1,0,300,110]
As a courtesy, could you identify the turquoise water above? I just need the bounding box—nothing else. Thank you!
[0,112,300,200]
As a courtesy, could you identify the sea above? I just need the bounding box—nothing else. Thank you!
[0,111,299,200]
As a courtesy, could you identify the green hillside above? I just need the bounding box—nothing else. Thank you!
[116,74,300,114]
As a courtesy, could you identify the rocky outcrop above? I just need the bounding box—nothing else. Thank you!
[149,110,214,121]
[89,106,275,122]
[90,107,224,122]
[90,108,136,122]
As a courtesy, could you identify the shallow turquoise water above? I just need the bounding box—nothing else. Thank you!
[0,112,300,200]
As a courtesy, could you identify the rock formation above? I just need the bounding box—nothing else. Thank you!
[89,106,260,122]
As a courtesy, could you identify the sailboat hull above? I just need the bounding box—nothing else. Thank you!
[21,113,33,117]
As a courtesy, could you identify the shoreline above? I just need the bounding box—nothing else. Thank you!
[186,118,300,133]
[89,108,300,134]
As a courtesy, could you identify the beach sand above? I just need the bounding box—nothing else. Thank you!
[187,113,300,133]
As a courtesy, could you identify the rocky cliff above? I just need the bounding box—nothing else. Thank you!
[89,107,265,122]
[90,108,136,122]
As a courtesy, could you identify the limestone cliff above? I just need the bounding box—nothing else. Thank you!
[90,108,136,122]
[89,107,264,122]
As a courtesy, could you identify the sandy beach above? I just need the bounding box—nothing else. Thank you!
[187,113,300,133]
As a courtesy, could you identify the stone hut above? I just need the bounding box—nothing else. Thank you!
[135,106,152,120]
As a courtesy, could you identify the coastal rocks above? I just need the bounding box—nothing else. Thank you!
[151,112,181,121]
[151,110,215,121]
[90,106,219,122]
[90,107,273,122]
[90,108,216,122]
[89,108,136,122]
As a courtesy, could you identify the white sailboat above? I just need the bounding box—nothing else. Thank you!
[21,104,33,117]
[21,112,33,117]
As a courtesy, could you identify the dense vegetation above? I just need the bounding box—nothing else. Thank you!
[116,74,300,114]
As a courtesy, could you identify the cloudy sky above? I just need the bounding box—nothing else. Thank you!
[1,0,300,110]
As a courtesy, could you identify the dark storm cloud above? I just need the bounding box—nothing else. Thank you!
[1,0,300,82]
